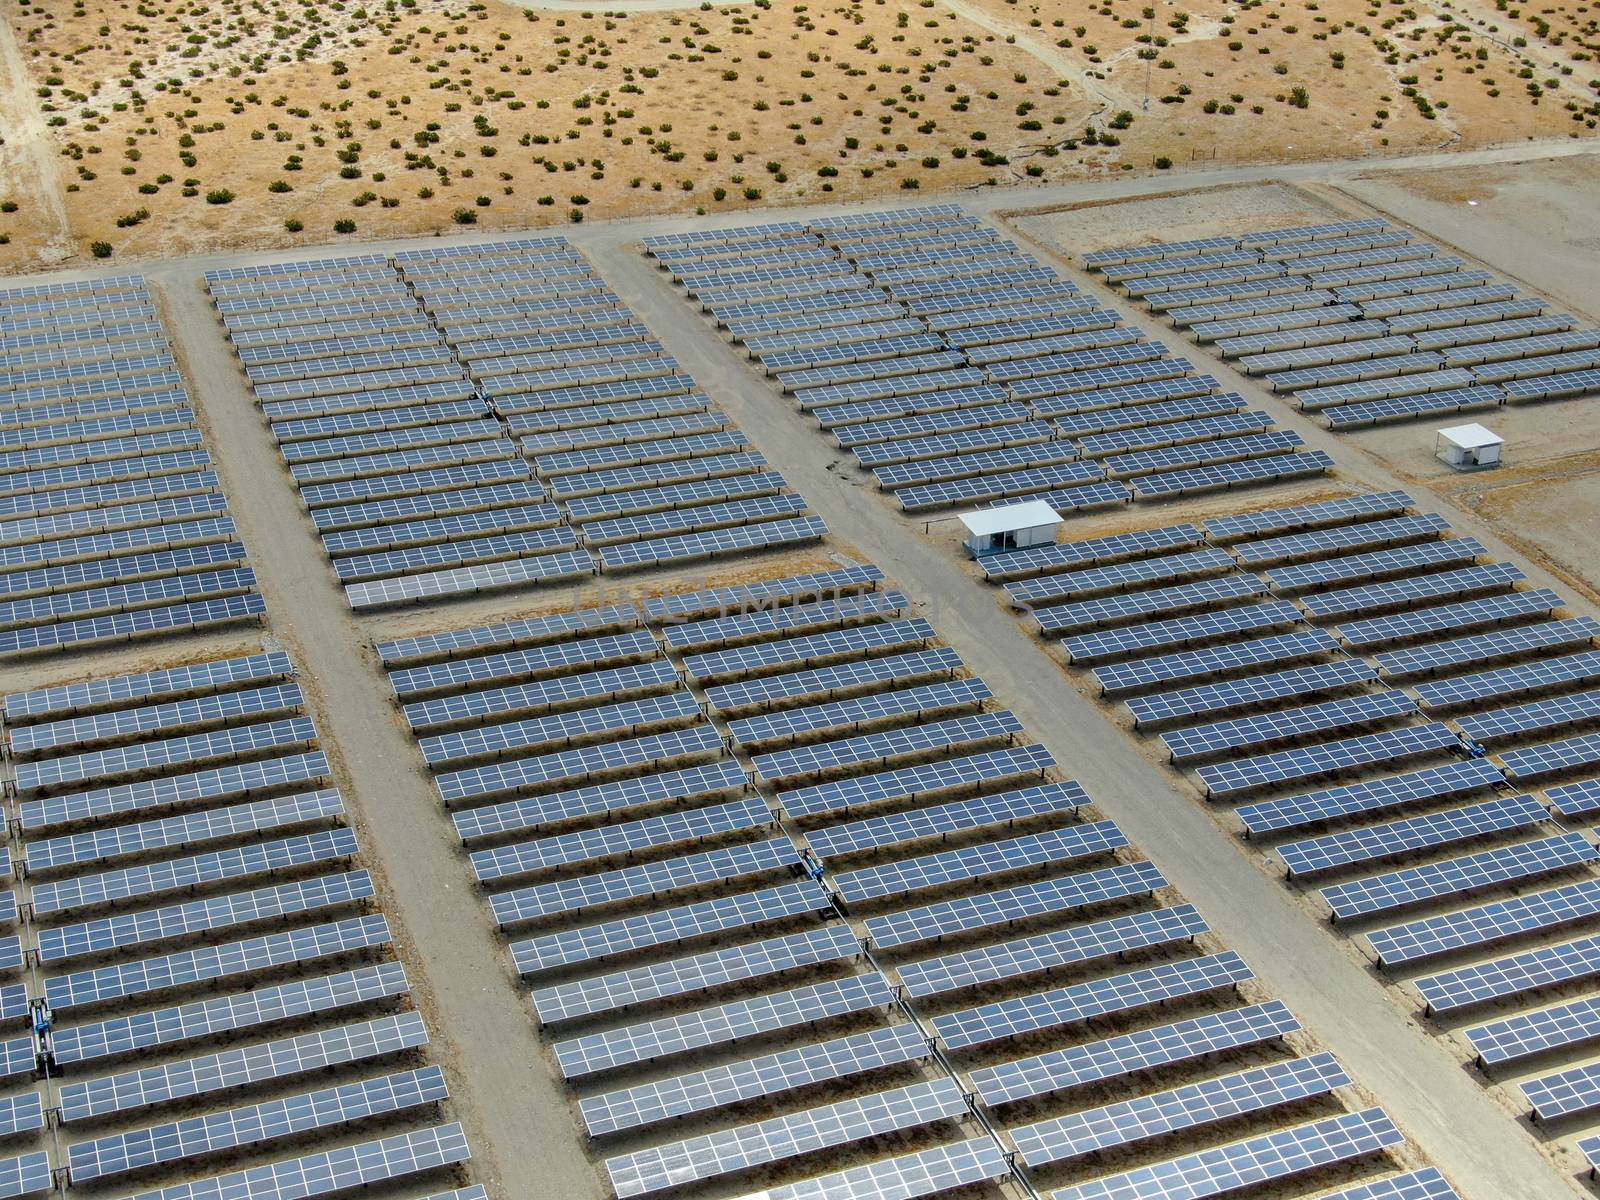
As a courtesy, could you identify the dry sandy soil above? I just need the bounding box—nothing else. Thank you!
[1,0,1597,271]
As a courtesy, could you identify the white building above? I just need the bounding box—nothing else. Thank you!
[958,500,1061,558]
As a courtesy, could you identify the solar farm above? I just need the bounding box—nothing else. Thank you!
[646,205,1332,519]
[3,178,1600,1200]
[1084,220,1600,431]
[984,489,1600,1154]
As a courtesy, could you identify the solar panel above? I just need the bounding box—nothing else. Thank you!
[1467,993,1600,1068]
[1093,629,1341,697]
[1195,722,1460,799]
[753,710,1023,783]
[1413,649,1600,710]
[1034,574,1271,637]
[67,1065,450,1183]
[1321,832,1597,922]
[1062,600,1304,666]
[1012,1052,1351,1167]
[580,1021,925,1137]
[1126,659,1378,729]
[57,1011,429,1120]
[1048,1107,1403,1200]
[603,1077,965,1197]
[1367,878,1600,969]
[834,819,1127,905]
[1501,731,1600,781]
[1278,793,1547,879]
[896,903,1206,998]
[736,1137,1009,1200]
[553,972,896,1079]
[728,678,992,748]
[971,1000,1298,1107]
[1237,758,1508,837]
[932,951,1253,1049]
[531,923,861,1024]
[1336,589,1564,650]
[805,780,1085,859]
[1300,562,1526,621]
[775,743,1055,819]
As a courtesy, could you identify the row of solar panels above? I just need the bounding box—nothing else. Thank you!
[0,277,263,657]
[0,647,480,1199]
[981,484,1600,1149]
[1089,219,1600,428]
[376,557,1434,1200]
[208,241,823,609]
[645,210,1331,518]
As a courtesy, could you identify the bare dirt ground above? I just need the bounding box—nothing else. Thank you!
[2,0,1597,272]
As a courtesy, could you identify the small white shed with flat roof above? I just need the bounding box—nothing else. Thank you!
[959,500,1061,558]
[1435,423,1503,471]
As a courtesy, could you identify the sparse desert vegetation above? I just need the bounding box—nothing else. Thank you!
[0,0,1597,268]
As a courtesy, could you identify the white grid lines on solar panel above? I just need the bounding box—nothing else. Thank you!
[1299,562,1526,622]
[37,868,374,962]
[1320,831,1598,922]
[643,563,889,624]
[1467,994,1600,1070]
[872,442,1080,491]
[0,1096,42,1139]
[1266,538,1487,593]
[418,691,700,768]
[832,404,1035,452]
[563,473,791,525]
[48,959,409,1066]
[1062,600,1305,667]
[0,491,228,551]
[436,722,723,807]
[1547,778,1600,818]
[1366,878,1600,969]
[324,507,566,559]
[0,593,265,658]
[1375,617,1600,682]
[1521,1061,1600,1121]
[65,1065,449,1184]
[1504,367,1600,402]
[113,1121,470,1200]
[775,743,1056,821]
[450,759,749,843]
[0,448,212,501]
[776,350,970,395]
[387,628,658,698]
[1033,574,1270,638]
[728,678,992,749]
[727,1136,1009,1200]
[1318,1169,1464,1200]
[1049,1106,1403,1200]
[931,950,1252,1052]
[1203,491,1413,542]
[982,524,1205,582]
[377,602,640,669]
[664,590,908,652]
[554,969,894,1079]
[1196,723,1462,800]
[793,367,991,412]
[1239,333,1421,376]
[865,859,1165,950]
[1128,449,1335,498]
[805,780,1084,860]
[1161,690,1418,765]
[511,878,829,975]
[597,515,827,571]
[970,999,1298,1108]
[1004,546,1235,608]
[469,794,772,884]
[580,1021,926,1139]
[1093,629,1343,698]
[832,819,1126,906]
[4,680,300,759]
[1189,304,1365,344]
[995,480,1130,513]
[754,710,1022,783]
[0,1154,48,1200]
[403,661,678,735]
[1413,649,1600,711]
[43,912,392,1011]
[1502,731,1600,781]
[0,541,249,602]
[14,716,317,795]
[293,461,534,513]
[1417,932,1600,1016]
[488,835,801,926]
[988,356,1189,396]
[682,618,935,683]
[1335,589,1564,651]
[19,750,330,832]
[604,1077,966,1199]
[1012,1051,1352,1168]
[1118,656,1367,729]
[967,329,1150,371]
[518,412,729,458]
[1234,513,1452,567]
[532,922,862,1025]
[1077,411,1278,461]
[1236,758,1508,837]
[896,903,1207,998]
[23,787,344,876]
[279,420,505,466]
[1278,793,1549,880]
[701,645,960,715]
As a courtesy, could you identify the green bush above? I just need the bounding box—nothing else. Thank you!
[90,241,112,258]
[205,189,235,204]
